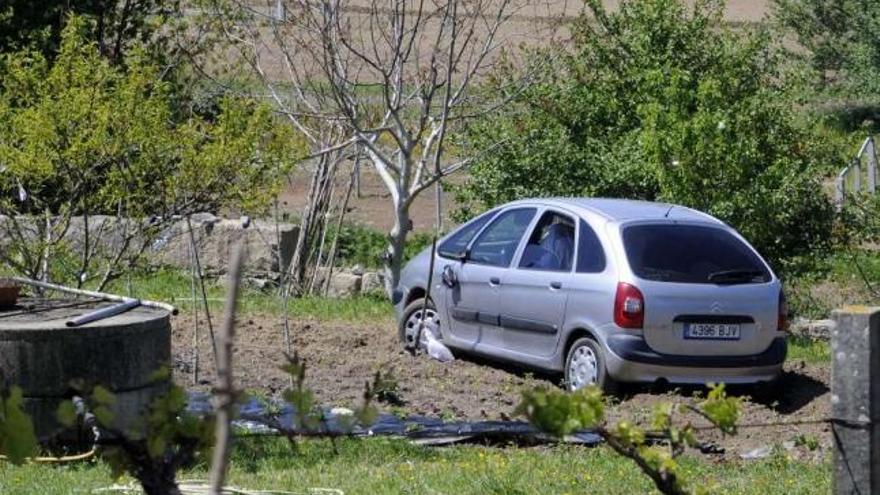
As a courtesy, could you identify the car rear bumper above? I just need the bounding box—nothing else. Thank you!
[604,334,786,384]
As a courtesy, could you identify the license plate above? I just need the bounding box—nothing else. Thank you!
[683,323,741,340]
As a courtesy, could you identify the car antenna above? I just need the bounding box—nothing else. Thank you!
[664,204,675,218]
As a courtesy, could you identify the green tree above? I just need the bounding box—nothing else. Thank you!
[0,17,304,287]
[456,0,834,272]
[0,1,178,64]
[773,0,880,99]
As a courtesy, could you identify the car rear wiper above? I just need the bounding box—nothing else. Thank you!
[707,269,765,284]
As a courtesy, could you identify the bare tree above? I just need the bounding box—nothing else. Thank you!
[223,0,546,293]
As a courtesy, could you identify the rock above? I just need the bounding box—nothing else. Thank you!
[140,215,299,275]
[327,272,362,298]
[245,277,276,290]
[740,445,772,460]
[361,271,386,294]
[789,318,835,341]
[330,407,354,417]
[351,264,365,276]
[310,267,330,291]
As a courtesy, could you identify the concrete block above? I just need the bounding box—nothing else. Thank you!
[327,272,362,298]
[361,271,386,294]
[830,306,880,494]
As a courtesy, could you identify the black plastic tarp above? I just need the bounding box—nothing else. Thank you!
[187,392,602,446]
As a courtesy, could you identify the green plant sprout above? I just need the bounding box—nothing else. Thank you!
[517,383,741,495]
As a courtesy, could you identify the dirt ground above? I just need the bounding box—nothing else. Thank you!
[172,312,832,461]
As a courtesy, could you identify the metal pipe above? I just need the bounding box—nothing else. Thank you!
[66,299,141,327]
[9,276,177,315]
[411,236,438,353]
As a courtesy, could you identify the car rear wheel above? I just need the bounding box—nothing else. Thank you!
[399,297,440,349]
[565,337,615,393]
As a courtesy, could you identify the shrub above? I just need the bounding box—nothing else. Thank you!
[331,223,435,269]
[773,0,880,100]
[456,0,835,274]
[0,18,302,287]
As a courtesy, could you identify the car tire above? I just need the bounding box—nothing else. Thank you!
[398,297,440,348]
[565,337,616,394]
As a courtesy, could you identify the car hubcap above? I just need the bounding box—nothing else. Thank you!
[404,307,439,348]
[568,345,598,390]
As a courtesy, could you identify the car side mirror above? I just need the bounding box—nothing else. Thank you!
[441,264,458,288]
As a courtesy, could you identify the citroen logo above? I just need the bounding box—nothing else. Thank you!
[710,301,723,314]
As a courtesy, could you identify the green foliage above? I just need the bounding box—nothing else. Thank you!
[518,383,740,495]
[698,383,741,434]
[0,19,303,285]
[60,368,213,491]
[456,0,835,273]
[787,336,832,363]
[0,384,38,464]
[331,223,434,269]
[0,1,178,63]
[281,353,321,431]
[280,352,378,434]
[773,0,880,100]
[371,368,404,406]
[515,386,604,438]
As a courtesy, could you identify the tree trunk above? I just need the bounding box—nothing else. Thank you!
[384,201,411,297]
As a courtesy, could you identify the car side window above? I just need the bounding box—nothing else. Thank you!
[518,211,575,272]
[438,209,497,259]
[576,219,606,273]
[468,208,537,267]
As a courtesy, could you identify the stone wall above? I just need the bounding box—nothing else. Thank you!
[0,213,299,275]
[149,213,298,274]
[1,212,390,298]
[303,265,386,298]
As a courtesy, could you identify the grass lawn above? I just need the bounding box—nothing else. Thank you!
[105,268,394,324]
[0,437,829,495]
[786,335,831,363]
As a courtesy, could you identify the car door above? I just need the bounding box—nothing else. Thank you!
[499,209,575,358]
[445,207,537,349]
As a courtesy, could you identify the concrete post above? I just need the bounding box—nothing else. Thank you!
[866,137,877,193]
[831,307,880,494]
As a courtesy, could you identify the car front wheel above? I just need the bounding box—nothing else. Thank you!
[398,297,440,349]
[565,337,615,393]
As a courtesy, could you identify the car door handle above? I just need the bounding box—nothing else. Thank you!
[550,281,562,290]
[489,277,501,286]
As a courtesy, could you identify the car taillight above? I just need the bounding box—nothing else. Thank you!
[778,289,789,332]
[615,282,644,329]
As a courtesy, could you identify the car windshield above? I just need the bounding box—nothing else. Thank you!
[622,224,771,284]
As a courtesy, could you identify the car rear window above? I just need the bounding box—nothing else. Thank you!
[622,224,771,284]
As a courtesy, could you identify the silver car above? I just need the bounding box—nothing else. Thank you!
[394,198,787,392]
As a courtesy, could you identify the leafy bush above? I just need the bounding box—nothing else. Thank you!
[773,0,880,100]
[331,223,434,269]
[0,18,302,287]
[0,384,38,464]
[456,0,835,273]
